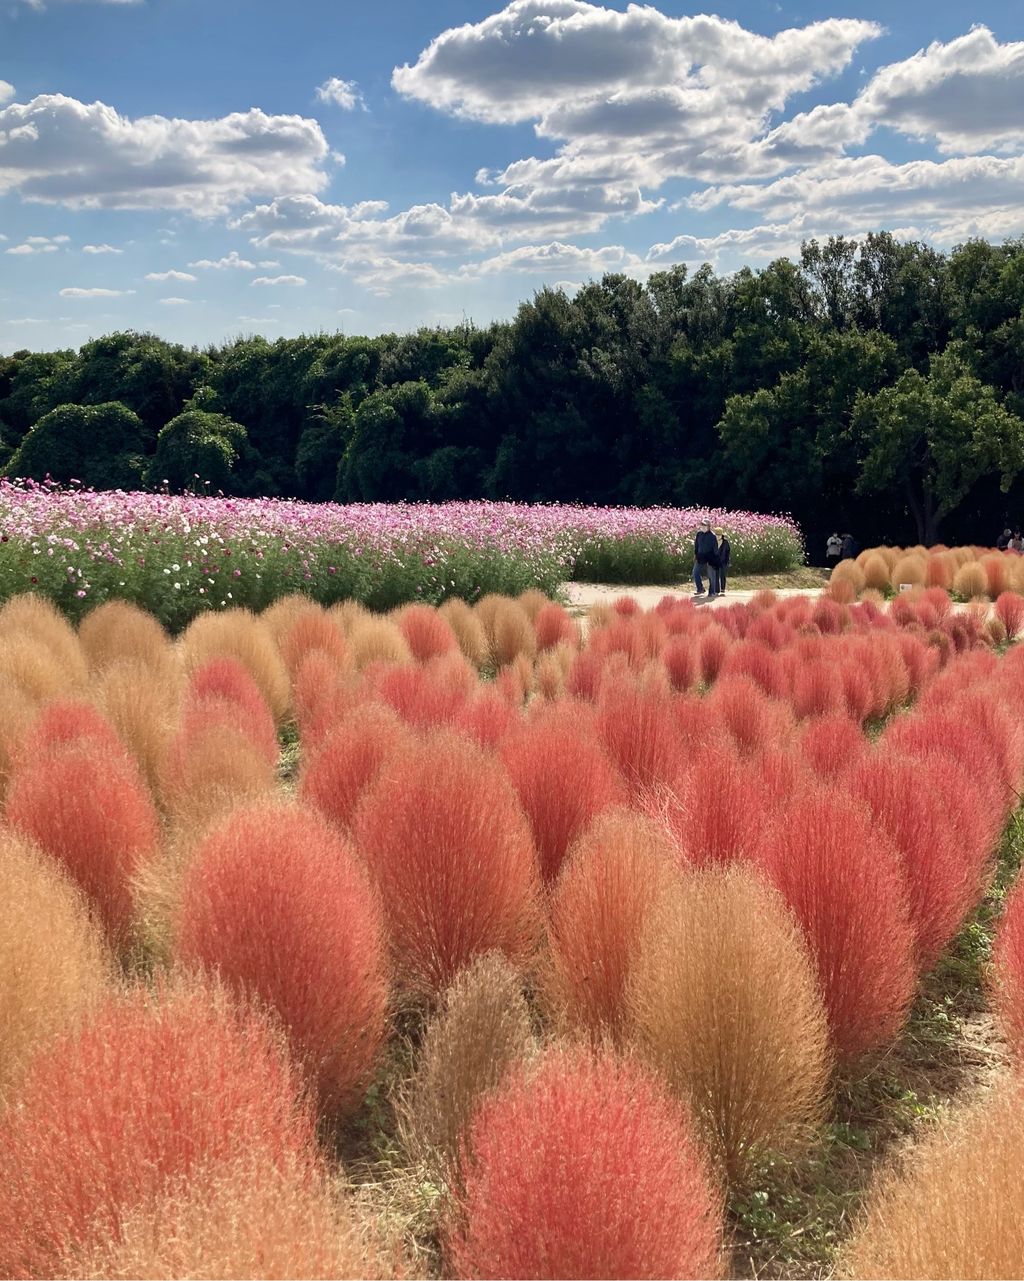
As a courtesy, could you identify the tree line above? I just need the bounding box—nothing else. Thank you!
[2,232,1023,552]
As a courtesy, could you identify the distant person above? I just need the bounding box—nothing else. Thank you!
[1011,529,1024,553]
[826,532,843,565]
[841,532,858,560]
[716,528,731,594]
[997,527,1012,551]
[693,521,719,598]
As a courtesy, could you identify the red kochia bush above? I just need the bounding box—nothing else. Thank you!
[799,716,869,779]
[500,715,624,884]
[993,878,1024,1059]
[18,700,126,764]
[353,730,542,996]
[848,756,977,970]
[534,601,578,652]
[756,792,917,1061]
[703,674,793,758]
[184,657,279,767]
[397,604,458,662]
[596,683,682,795]
[995,591,1024,641]
[299,703,411,831]
[654,746,762,868]
[446,1047,722,1281]
[175,803,389,1115]
[5,746,159,947]
[0,980,316,1279]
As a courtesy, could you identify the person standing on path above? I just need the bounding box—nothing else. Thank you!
[841,532,858,560]
[826,532,843,565]
[693,522,720,598]
[716,528,731,595]
[997,528,1012,551]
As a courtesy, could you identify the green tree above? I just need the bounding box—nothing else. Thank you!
[6,402,147,489]
[853,348,1024,544]
[145,409,248,493]
[295,395,354,502]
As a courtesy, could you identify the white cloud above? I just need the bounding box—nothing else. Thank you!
[855,26,1024,154]
[0,94,332,214]
[315,78,363,110]
[692,153,1024,226]
[236,315,281,324]
[59,286,135,297]
[5,234,66,254]
[189,250,255,269]
[5,317,46,324]
[250,274,307,286]
[0,82,15,107]
[464,240,642,277]
[393,2,879,126]
[159,296,191,305]
[82,243,122,254]
[144,269,197,282]
[383,2,881,245]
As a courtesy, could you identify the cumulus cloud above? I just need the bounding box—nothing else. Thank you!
[59,286,135,297]
[853,26,1024,155]
[5,234,68,254]
[464,240,642,277]
[158,296,191,304]
[144,269,196,282]
[0,82,15,106]
[82,243,122,253]
[188,251,277,269]
[251,274,307,286]
[316,78,363,110]
[0,94,332,214]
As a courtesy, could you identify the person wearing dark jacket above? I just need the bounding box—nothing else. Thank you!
[840,533,857,560]
[997,528,1012,551]
[693,522,719,598]
[716,528,731,594]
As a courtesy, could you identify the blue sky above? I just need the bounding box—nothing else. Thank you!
[1,0,1023,352]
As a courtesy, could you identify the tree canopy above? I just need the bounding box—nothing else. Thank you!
[3,232,1024,550]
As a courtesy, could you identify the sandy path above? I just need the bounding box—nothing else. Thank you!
[562,581,821,612]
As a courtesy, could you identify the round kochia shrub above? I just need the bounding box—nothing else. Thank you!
[0,828,112,1103]
[5,743,159,949]
[756,792,917,1062]
[446,1046,722,1281]
[628,865,831,1182]
[541,808,678,1042]
[841,1079,1024,1280]
[499,710,624,884]
[0,979,317,1280]
[353,730,542,997]
[175,803,389,1116]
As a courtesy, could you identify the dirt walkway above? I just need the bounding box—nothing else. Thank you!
[563,581,821,612]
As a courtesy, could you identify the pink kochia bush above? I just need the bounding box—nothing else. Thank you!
[175,803,389,1116]
[446,1046,722,1281]
[0,979,317,1279]
[5,739,159,949]
[499,708,624,884]
[756,792,918,1062]
[353,730,542,997]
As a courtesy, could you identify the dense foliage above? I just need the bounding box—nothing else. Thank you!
[3,233,1024,548]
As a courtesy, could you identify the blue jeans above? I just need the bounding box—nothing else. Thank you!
[693,562,718,594]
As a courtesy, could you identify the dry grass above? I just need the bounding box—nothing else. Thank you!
[0,828,112,1104]
[66,1155,403,1281]
[0,683,38,802]
[159,722,277,830]
[0,636,78,703]
[840,1076,1024,1279]
[628,865,832,1184]
[476,596,536,667]
[397,952,534,1191]
[179,609,290,723]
